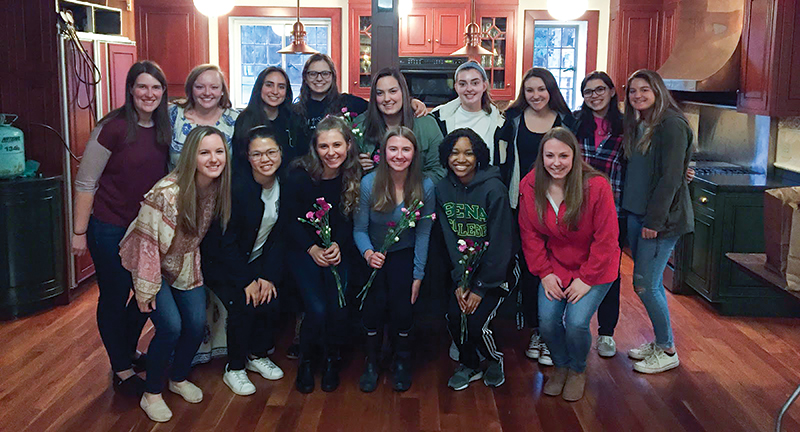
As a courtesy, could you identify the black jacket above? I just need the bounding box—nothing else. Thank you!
[435,166,517,297]
[495,107,576,189]
[231,107,309,170]
[201,170,287,292]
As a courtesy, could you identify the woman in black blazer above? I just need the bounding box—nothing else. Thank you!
[201,125,288,396]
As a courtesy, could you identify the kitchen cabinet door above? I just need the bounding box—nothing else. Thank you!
[685,212,715,300]
[108,43,137,112]
[432,7,466,55]
[609,7,660,93]
[400,8,434,55]
[738,0,800,116]
[348,5,372,99]
[477,8,516,100]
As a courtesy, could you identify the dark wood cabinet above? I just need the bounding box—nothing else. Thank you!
[737,0,800,116]
[681,178,800,316]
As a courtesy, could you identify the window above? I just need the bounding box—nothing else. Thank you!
[531,21,588,110]
[229,17,331,109]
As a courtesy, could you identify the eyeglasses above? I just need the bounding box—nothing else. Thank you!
[306,70,332,80]
[248,149,281,160]
[582,86,608,98]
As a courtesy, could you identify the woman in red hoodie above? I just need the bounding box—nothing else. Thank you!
[518,127,620,402]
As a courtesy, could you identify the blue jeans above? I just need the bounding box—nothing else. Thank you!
[538,281,612,372]
[627,214,679,350]
[146,280,207,394]
[86,216,149,372]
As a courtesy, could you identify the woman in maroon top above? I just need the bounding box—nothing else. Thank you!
[71,61,171,396]
[518,127,620,402]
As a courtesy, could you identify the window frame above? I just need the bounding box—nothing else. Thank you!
[523,10,599,110]
[218,6,342,106]
[229,16,332,109]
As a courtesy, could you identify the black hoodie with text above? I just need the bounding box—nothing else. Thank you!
[435,165,517,297]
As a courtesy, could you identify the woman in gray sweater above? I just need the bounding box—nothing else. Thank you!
[621,69,694,375]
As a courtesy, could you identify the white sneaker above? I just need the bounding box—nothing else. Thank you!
[168,380,203,403]
[223,366,256,396]
[633,348,680,374]
[538,343,553,366]
[526,333,542,359]
[140,394,172,422]
[246,356,284,380]
[628,342,656,360]
[597,336,617,357]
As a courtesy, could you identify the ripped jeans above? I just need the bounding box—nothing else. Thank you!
[627,214,679,350]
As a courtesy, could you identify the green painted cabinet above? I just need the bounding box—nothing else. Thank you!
[681,176,800,316]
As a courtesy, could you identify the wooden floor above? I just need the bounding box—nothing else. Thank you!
[2,256,800,432]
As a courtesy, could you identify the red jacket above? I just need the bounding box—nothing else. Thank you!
[518,172,620,287]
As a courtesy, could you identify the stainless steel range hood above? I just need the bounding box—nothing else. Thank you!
[657,0,744,92]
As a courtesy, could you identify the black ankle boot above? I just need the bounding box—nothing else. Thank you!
[359,333,381,392]
[321,347,340,392]
[295,357,315,394]
[392,334,412,392]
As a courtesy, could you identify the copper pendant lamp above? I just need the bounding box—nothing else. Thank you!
[450,0,494,60]
[278,0,319,54]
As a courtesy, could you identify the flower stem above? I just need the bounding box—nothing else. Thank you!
[331,266,346,308]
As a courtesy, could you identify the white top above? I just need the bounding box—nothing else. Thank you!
[454,105,496,163]
[546,192,561,216]
[249,179,280,262]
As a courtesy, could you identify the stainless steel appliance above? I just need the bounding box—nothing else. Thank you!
[399,56,467,107]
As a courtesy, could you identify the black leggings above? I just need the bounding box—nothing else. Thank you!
[596,217,626,337]
[289,249,349,356]
[210,282,280,370]
[361,248,414,336]
[446,287,505,370]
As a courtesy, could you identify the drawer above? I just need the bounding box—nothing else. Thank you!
[690,182,716,213]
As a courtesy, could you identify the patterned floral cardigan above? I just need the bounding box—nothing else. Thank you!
[119,174,216,303]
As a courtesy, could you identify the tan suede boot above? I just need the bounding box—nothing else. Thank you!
[542,367,569,396]
[562,370,586,402]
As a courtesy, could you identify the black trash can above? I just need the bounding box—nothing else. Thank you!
[0,176,65,320]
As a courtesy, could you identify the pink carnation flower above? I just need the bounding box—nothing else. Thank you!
[305,211,314,220]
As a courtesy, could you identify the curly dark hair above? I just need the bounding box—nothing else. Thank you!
[439,128,491,169]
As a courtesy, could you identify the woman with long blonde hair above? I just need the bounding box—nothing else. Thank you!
[621,69,693,374]
[120,126,232,422]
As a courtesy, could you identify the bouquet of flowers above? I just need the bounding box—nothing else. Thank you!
[340,107,365,151]
[298,197,346,307]
[456,239,489,344]
[356,198,435,309]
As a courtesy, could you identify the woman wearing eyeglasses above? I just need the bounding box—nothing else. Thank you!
[201,126,287,396]
[295,54,428,137]
[571,71,625,358]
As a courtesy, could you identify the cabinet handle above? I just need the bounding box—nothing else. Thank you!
[427,39,431,42]
[699,196,708,204]
[354,81,357,85]
[435,39,439,42]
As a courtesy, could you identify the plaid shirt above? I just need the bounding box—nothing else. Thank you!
[580,132,625,213]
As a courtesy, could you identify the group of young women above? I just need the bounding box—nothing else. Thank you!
[72,52,694,421]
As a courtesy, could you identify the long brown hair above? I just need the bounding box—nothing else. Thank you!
[532,127,601,229]
[371,126,424,212]
[507,68,571,116]
[292,116,362,216]
[100,60,171,148]
[297,53,341,119]
[364,68,415,146]
[170,126,232,233]
[623,69,687,155]
[176,64,232,110]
